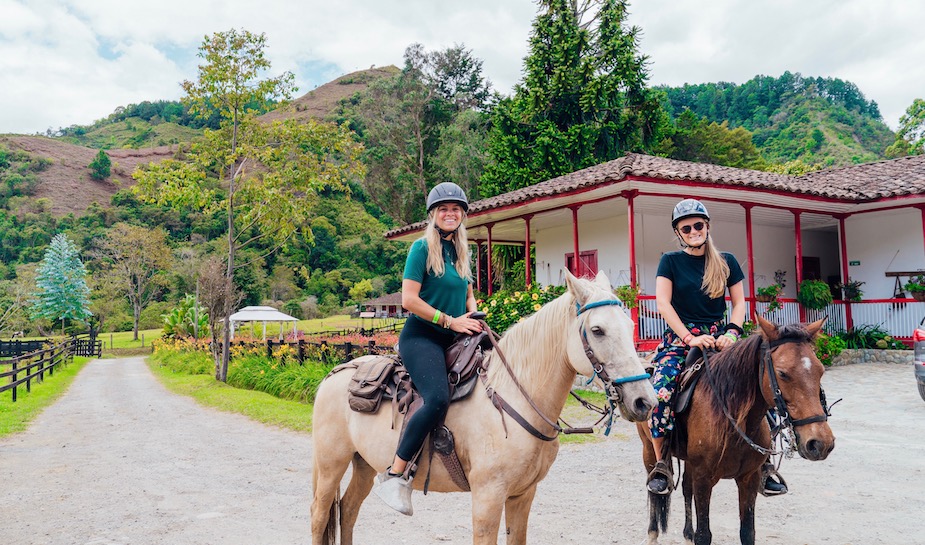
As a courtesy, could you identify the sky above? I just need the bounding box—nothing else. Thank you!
[2,0,923,135]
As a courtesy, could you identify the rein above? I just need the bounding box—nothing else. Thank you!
[701,335,833,457]
[479,298,649,441]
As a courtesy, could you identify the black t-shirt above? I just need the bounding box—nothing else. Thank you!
[656,250,744,324]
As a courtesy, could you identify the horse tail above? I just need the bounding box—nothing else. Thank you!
[648,490,670,535]
[321,488,340,545]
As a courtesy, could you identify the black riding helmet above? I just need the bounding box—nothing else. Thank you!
[426,182,469,213]
[671,198,710,229]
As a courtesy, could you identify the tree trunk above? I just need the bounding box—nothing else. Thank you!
[133,302,140,341]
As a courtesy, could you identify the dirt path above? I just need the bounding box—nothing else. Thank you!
[1,358,921,545]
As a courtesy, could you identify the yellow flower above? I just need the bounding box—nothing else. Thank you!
[514,291,521,298]
[533,303,541,311]
[490,300,497,306]
[532,293,539,300]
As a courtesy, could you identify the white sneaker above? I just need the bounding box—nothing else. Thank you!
[372,471,413,516]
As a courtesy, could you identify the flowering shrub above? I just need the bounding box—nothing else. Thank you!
[815,333,847,366]
[227,353,334,403]
[478,284,566,334]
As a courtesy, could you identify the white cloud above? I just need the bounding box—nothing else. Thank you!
[1,0,922,134]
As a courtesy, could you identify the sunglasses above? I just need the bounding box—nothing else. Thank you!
[678,221,706,234]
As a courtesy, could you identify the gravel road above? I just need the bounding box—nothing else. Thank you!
[1,357,922,545]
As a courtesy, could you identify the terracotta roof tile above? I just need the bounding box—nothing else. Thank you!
[385,153,925,238]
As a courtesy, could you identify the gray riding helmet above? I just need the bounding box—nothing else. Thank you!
[671,198,710,228]
[426,182,469,213]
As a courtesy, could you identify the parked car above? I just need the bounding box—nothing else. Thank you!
[913,318,925,402]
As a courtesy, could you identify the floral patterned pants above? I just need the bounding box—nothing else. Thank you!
[649,322,721,438]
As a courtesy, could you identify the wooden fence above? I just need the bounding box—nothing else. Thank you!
[1,338,74,402]
[233,338,393,364]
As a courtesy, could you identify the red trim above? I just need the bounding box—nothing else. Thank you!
[487,224,494,296]
[794,212,805,322]
[838,216,854,330]
[624,190,640,347]
[570,206,581,274]
[475,242,482,293]
[920,205,925,257]
[624,175,859,205]
[744,204,756,303]
[524,215,533,287]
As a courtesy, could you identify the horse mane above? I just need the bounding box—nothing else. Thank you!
[483,286,579,392]
[705,323,814,427]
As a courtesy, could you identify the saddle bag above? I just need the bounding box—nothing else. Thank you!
[347,355,398,413]
[445,330,490,385]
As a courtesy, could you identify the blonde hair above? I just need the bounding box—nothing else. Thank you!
[423,212,472,281]
[701,235,731,299]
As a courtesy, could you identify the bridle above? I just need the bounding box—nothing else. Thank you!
[480,297,649,442]
[702,335,835,456]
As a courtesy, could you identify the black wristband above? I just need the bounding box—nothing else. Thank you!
[724,323,744,335]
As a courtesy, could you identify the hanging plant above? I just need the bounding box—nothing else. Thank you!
[797,279,833,310]
[835,278,865,302]
[614,284,640,309]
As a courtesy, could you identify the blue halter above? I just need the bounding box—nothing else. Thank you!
[575,298,651,385]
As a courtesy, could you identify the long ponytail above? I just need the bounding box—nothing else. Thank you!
[701,236,730,299]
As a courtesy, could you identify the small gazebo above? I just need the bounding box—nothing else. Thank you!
[229,306,299,340]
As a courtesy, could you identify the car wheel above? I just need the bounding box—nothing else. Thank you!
[919,381,925,403]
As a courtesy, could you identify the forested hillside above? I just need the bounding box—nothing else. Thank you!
[659,72,895,167]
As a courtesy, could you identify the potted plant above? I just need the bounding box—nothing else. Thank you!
[904,274,925,302]
[835,278,865,302]
[755,269,786,311]
[797,279,834,310]
[614,284,640,309]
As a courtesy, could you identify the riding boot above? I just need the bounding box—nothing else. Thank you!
[646,459,673,495]
[372,468,414,515]
[760,462,788,497]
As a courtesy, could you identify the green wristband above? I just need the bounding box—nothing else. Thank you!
[432,310,441,324]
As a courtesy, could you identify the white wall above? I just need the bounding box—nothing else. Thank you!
[846,209,924,298]
[535,214,631,287]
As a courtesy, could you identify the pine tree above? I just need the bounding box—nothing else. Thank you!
[30,233,92,332]
[482,0,665,196]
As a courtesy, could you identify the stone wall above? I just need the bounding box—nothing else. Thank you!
[829,349,912,366]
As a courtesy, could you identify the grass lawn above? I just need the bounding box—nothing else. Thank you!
[148,361,315,433]
[0,356,91,437]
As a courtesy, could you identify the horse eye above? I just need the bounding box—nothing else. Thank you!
[778,370,791,382]
[590,326,604,336]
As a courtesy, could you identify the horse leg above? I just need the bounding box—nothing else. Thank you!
[503,485,538,545]
[691,474,717,545]
[638,423,666,545]
[311,447,353,545]
[735,470,761,545]
[682,466,694,545]
[339,453,377,545]
[470,484,507,545]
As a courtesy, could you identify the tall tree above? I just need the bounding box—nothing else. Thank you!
[93,223,173,340]
[350,43,491,223]
[30,233,92,333]
[659,109,768,170]
[133,29,364,380]
[886,98,925,157]
[482,0,664,196]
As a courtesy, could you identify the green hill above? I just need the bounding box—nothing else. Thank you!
[57,117,203,149]
[660,72,895,168]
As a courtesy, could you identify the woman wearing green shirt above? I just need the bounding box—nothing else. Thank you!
[372,182,482,516]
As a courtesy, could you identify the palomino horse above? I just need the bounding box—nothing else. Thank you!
[636,315,836,545]
[311,271,657,545]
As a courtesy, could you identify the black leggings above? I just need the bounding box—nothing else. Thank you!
[395,317,454,462]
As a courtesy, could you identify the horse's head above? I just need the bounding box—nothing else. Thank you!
[563,271,656,422]
[755,314,836,461]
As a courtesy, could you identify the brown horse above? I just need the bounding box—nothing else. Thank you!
[310,271,657,545]
[636,315,836,545]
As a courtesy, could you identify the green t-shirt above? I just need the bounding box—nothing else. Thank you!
[403,237,469,327]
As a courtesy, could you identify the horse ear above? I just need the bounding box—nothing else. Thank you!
[565,270,590,305]
[755,313,779,340]
[594,270,610,288]
[805,316,828,337]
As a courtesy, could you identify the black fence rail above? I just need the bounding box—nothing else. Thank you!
[305,321,403,340]
[0,338,77,402]
[231,338,393,364]
[0,339,50,358]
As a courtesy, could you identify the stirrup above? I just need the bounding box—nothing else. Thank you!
[646,459,673,495]
[759,464,788,497]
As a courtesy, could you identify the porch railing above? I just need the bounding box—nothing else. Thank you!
[636,295,921,347]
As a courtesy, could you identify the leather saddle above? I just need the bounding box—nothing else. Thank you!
[644,346,705,416]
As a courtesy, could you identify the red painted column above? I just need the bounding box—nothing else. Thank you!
[743,204,756,315]
[794,211,805,322]
[920,205,925,257]
[486,224,494,296]
[624,191,639,347]
[571,206,581,275]
[475,241,482,294]
[838,215,854,331]
[524,215,533,287]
